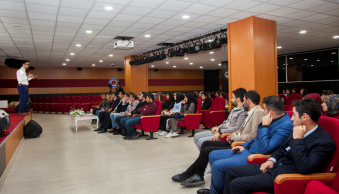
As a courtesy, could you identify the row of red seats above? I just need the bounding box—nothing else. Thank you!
[30,96,102,113]
[200,96,227,128]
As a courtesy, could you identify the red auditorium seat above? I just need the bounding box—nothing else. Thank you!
[279,93,287,105]
[45,97,53,113]
[177,99,203,137]
[39,97,47,113]
[51,97,60,113]
[91,96,102,108]
[65,96,74,113]
[32,97,40,112]
[80,96,90,112]
[285,94,302,111]
[88,95,94,107]
[202,97,225,128]
[248,116,339,194]
[73,96,81,110]
[59,96,67,113]
[201,97,214,124]
[304,168,339,194]
[132,100,162,140]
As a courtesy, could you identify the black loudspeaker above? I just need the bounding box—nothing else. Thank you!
[24,120,43,138]
[118,68,122,71]
[4,58,22,69]
[77,67,82,71]
[29,66,35,70]
[154,69,158,72]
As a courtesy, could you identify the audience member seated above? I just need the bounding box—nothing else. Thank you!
[171,90,265,186]
[195,95,293,194]
[224,98,336,194]
[115,92,147,137]
[161,93,175,111]
[96,93,130,133]
[98,92,121,124]
[90,94,106,114]
[156,92,165,104]
[199,91,204,98]
[157,92,184,136]
[216,90,222,97]
[300,88,308,97]
[201,92,211,110]
[120,93,158,140]
[285,89,291,97]
[322,89,335,96]
[220,92,229,113]
[292,88,299,94]
[322,94,339,117]
[165,94,197,138]
[194,88,247,151]
[209,93,216,99]
[92,94,113,124]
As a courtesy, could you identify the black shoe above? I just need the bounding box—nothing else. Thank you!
[130,133,140,140]
[113,130,122,135]
[120,132,127,137]
[180,174,205,187]
[197,189,210,194]
[172,172,191,182]
[123,135,131,140]
[108,128,116,133]
[94,128,103,132]
[98,129,107,133]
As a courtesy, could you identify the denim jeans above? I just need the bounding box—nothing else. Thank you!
[120,116,142,135]
[110,113,123,129]
[17,85,29,113]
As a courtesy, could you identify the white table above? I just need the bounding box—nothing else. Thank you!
[70,114,98,132]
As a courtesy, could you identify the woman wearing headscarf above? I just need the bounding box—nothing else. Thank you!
[322,94,339,117]
[166,93,197,138]
[285,89,291,97]
[201,92,211,110]
[156,92,184,136]
[209,93,216,99]
[161,93,175,111]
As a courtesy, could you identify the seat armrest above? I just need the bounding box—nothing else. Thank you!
[200,109,210,112]
[133,114,140,117]
[183,113,202,129]
[221,133,231,138]
[210,110,225,113]
[247,154,271,162]
[231,142,246,147]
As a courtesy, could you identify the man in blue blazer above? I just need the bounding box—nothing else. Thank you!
[196,96,293,194]
[224,98,336,194]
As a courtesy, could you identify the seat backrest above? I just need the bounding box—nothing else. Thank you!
[74,96,81,103]
[94,96,102,103]
[286,94,302,106]
[81,96,89,103]
[286,111,292,118]
[66,96,74,103]
[40,97,46,103]
[210,97,225,111]
[46,97,52,103]
[317,116,339,173]
[88,96,95,102]
[196,99,202,113]
[279,94,287,105]
[154,100,162,115]
[51,97,59,103]
[59,96,67,103]
[331,168,339,191]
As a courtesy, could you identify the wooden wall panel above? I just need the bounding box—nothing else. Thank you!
[148,69,204,79]
[149,86,204,92]
[124,56,148,94]
[0,87,125,95]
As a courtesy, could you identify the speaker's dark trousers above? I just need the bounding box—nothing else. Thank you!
[17,85,29,113]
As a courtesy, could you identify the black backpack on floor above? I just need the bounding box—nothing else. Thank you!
[15,100,32,113]
[24,120,42,138]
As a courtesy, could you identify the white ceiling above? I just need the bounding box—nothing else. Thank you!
[0,0,338,70]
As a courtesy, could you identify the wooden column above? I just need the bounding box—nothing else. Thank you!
[124,56,148,94]
[227,16,277,106]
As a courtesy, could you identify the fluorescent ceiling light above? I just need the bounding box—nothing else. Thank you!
[92,64,95,66]
[277,46,282,49]
[300,30,307,34]
[331,61,334,62]
[184,58,188,60]
[190,63,193,65]
[173,66,176,68]
[76,44,81,47]
[210,52,214,54]
[105,6,113,10]
[289,58,293,59]
[211,59,214,61]
[333,35,339,39]
[109,54,113,57]
[311,65,314,66]
[317,60,320,61]
[70,53,74,55]
[304,59,307,60]
[182,15,189,19]
[145,34,151,37]
[62,63,66,66]
[99,60,103,62]
[66,59,70,61]
[283,64,285,65]
[86,30,92,34]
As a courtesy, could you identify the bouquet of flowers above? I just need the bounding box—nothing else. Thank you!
[70,107,86,117]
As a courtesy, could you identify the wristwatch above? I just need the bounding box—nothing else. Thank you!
[231,136,234,141]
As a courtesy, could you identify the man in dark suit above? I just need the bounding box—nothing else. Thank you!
[224,98,336,194]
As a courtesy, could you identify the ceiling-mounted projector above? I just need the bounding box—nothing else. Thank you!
[114,40,134,50]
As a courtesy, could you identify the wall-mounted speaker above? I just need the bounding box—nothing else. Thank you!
[29,66,35,70]
[118,68,122,71]
[77,67,82,71]
[4,58,22,69]
[154,69,158,72]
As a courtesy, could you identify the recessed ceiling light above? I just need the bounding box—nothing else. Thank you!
[70,53,74,55]
[304,59,307,60]
[105,6,113,10]
[92,64,95,66]
[289,58,293,59]
[331,61,334,62]
[200,66,203,68]
[218,64,221,66]
[332,52,336,54]
[277,46,282,49]
[99,60,103,62]
[66,59,70,61]
[209,52,214,54]
[166,62,169,64]
[173,66,176,68]
[311,65,314,66]
[62,63,66,66]
[182,15,189,19]
[86,30,92,34]
[151,65,154,67]
[300,30,307,34]
[283,64,285,65]
[190,63,193,65]
[184,57,188,60]
[317,60,320,61]
[211,59,214,61]
[145,34,151,37]
[109,54,113,57]
[283,68,285,69]
[333,35,339,39]
[76,44,81,47]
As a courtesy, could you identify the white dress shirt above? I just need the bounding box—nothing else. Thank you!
[16,67,32,85]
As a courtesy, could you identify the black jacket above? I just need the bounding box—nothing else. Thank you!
[131,101,147,116]
[162,100,174,111]
[115,87,124,94]
[110,98,121,112]
[268,125,336,180]
[116,102,129,113]
[201,99,211,110]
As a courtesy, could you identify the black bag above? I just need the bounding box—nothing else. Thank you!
[24,120,42,138]
[14,100,32,113]
[169,113,184,120]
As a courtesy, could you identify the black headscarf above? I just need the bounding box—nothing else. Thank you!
[166,93,174,104]
[210,93,216,99]
[191,92,197,100]
[176,92,184,103]
[185,93,197,113]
